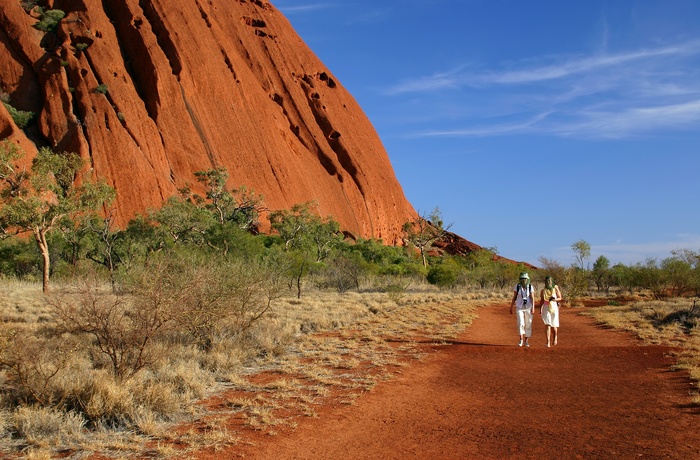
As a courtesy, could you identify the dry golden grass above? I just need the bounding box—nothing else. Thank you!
[0,279,502,458]
[583,297,700,405]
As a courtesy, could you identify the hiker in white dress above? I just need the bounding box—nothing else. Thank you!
[509,272,535,347]
[539,276,562,347]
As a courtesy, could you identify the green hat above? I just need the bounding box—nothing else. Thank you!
[519,272,530,280]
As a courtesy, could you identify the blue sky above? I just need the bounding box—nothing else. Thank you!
[274,0,700,267]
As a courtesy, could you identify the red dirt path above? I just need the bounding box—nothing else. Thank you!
[198,303,700,460]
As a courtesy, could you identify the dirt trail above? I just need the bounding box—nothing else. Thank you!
[206,303,700,460]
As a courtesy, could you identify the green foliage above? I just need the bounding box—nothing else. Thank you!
[32,8,65,33]
[427,257,463,288]
[2,102,34,129]
[402,207,451,268]
[269,202,344,297]
[571,239,591,270]
[464,248,498,288]
[1,158,696,302]
[661,257,696,297]
[591,255,611,292]
[92,84,108,95]
[562,267,589,304]
[204,221,265,259]
[625,255,700,299]
[0,238,39,279]
[192,167,264,230]
[269,202,343,259]
[149,196,215,248]
[21,1,39,12]
[609,263,636,293]
[0,142,113,292]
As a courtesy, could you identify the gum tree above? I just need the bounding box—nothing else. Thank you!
[192,167,265,231]
[269,202,342,298]
[402,207,451,268]
[0,141,110,292]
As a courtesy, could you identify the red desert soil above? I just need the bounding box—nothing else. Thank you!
[195,303,700,460]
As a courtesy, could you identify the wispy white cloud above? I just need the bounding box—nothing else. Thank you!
[387,39,700,94]
[556,99,700,138]
[418,111,554,138]
[483,42,700,85]
[276,3,335,14]
[385,67,467,95]
[391,39,700,139]
[415,99,700,139]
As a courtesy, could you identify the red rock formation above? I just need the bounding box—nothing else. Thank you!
[0,0,418,243]
[435,231,536,268]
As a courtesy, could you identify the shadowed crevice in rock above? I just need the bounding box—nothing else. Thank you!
[138,0,182,79]
[305,84,364,196]
[180,83,217,168]
[102,0,161,122]
[195,0,212,28]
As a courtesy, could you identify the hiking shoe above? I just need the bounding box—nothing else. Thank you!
[525,341,530,347]
[518,339,523,347]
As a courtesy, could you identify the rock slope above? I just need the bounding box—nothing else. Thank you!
[0,0,417,243]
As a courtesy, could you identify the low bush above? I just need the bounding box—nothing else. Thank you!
[1,102,34,128]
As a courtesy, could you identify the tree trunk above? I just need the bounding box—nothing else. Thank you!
[34,228,51,293]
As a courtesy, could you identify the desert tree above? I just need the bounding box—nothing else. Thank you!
[494,260,522,289]
[0,141,110,292]
[571,239,591,271]
[609,262,636,294]
[192,167,265,231]
[149,195,215,248]
[634,258,669,299]
[660,256,695,297]
[591,255,611,293]
[269,202,343,298]
[465,247,498,288]
[82,206,123,290]
[402,207,452,268]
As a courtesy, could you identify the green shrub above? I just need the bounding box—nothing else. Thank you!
[32,9,65,32]
[21,1,39,13]
[0,238,39,279]
[92,84,108,95]
[2,102,34,128]
[427,260,462,288]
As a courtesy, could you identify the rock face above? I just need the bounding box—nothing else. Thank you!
[0,0,417,243]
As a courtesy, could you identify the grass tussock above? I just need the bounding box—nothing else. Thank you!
[0,279,498,458]
[584,297,700,405]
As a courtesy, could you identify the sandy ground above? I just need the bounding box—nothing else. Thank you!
[194,302,700,460]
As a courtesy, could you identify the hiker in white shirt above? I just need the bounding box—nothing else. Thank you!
[509,272,535,347]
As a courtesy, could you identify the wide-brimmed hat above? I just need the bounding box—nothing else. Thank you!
[519,272,530,280]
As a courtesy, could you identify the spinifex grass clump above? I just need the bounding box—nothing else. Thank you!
[0,274,492,458]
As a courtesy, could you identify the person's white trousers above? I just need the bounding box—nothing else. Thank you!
[516,308,533,337]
